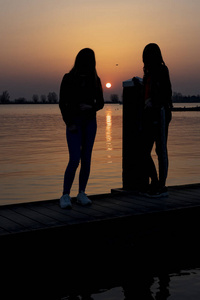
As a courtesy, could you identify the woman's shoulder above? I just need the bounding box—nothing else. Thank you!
[155,65,170,81]
[61,72,75,85]
[160,64,169,75]
[62,72,72,80]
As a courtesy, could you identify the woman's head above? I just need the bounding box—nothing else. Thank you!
[73,48,96,75]
[143,43,164,70]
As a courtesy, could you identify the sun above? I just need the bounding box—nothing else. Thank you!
[106,82,112,88]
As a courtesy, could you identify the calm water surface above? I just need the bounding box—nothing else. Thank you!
[81,268,200,300]
[0,104,200,205]
[90,269,200,300]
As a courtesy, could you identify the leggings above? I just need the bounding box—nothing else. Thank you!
[143,107,170,188]
[63,117,97,195]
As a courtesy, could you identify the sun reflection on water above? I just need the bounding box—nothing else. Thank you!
[106,110,113,163]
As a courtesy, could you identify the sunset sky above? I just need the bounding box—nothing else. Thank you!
[0,0,200,101]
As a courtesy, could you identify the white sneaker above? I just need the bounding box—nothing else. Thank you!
[59,194,72,209]
[77,192,92,206]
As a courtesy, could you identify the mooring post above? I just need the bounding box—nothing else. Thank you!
[122,78,148,191]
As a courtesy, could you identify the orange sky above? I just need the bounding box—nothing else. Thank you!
[1,0,200,100]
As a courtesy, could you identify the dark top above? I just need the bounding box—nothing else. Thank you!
[143,64,172,123]
[144,64,172,110]
[59,72,104,126]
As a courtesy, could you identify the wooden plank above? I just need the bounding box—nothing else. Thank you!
[93,201,154,217]
[11,205,61,228]
[41,201,103,221]
[175,188,200,199]
[113,193,166,211]
[73,206,112,219]
[97,193,171,215]
[0,208,42,230]
[44,201,120,225]
[168,189,200,205]
[99,195,153,213]
[93,197,137,214]
[114,188,199,209]
[106,197,148,212]
[169,183,200,190]
[127,191,191,207]
[0,215,25,233]
[0,226,10,235]
[89,196,129,216]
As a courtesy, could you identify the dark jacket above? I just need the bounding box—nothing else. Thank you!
[143,64,172,123]
[59,72,104,126]
[144,64,172,109]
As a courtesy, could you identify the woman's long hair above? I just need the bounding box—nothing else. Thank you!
[143,43,165,78]
[69,48,99,87]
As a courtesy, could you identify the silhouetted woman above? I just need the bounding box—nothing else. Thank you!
[142,43,172,197]
[59,48,104,208]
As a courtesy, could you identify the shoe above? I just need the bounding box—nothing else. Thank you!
[145,188,160,198]
[59,194,72,209]
[77,191,92,206]
[158,186,169,197]
[146,186,168,198]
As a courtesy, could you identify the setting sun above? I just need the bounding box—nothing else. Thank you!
[106,83,112,89]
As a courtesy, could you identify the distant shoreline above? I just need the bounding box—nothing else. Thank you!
[172,106,200,111]
[1,102,200,111]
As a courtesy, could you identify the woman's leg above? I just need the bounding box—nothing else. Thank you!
[155,107,169,188]
[79,118,97,193]
[147,155,159,186]
[143,122,158,187]
[63,125,82,195]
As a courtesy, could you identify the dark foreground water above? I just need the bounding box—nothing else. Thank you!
[2,226,200,300]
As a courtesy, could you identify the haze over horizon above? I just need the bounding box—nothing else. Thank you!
[1,0,200,101]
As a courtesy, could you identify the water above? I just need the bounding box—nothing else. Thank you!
[101,269,200,300]
[72,268,200,300]
[0,104,123,204]
[0,103,200,205]
[54,268,200,299]
[1,103,200,299]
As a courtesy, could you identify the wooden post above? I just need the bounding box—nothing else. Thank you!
[122,79,148,191]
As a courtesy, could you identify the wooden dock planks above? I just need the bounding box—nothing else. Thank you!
[0,183,200,238]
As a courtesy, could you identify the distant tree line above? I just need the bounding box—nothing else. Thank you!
[0,91,10,104]
[0,90,58,104]
[172,92,200,103]
[1,90,200,104]
[0,90,121,104]
[108,92,200,104]
[110,94,120,103]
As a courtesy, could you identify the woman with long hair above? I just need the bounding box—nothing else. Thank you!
[142,43,172,197]
[59,48,104,208]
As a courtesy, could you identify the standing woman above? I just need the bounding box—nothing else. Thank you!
[59,48,104,208]
[142,43,173,197]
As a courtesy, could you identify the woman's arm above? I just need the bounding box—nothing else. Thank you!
[94,77,104,111]
[59,74,75,126]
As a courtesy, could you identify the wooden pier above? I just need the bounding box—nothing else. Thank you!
[1,183,200,242]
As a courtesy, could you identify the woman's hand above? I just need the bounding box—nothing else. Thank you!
[132,77,142,86]
[145,98,152,109]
